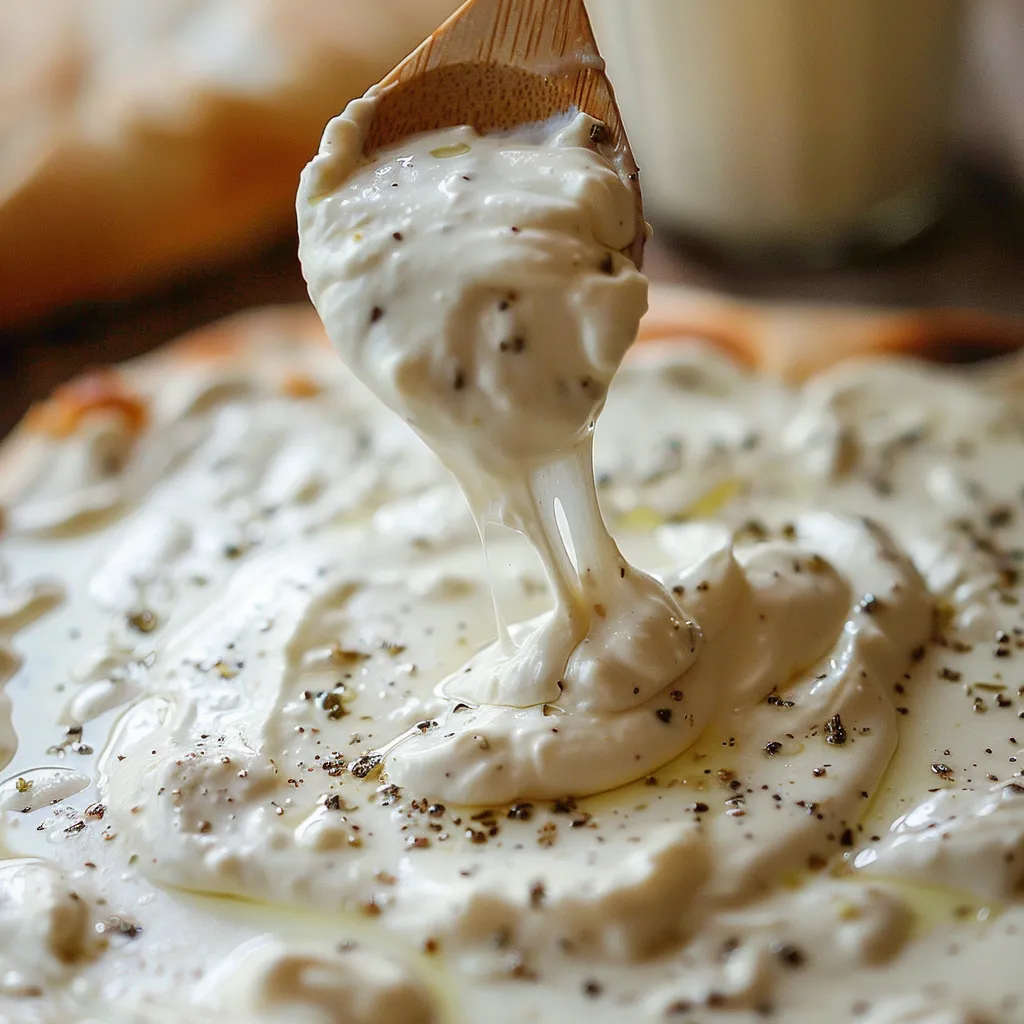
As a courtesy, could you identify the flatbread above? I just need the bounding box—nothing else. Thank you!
[0,0,459,325]
[4,287,1023,512]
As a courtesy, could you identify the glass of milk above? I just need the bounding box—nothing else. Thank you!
[586,0,966,261]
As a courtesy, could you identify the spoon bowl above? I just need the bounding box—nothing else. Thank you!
[363,0,646,268]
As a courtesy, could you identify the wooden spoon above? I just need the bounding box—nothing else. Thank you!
[362,0,647,269]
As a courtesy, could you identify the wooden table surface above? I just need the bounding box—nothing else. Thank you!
[1,167,1022,441]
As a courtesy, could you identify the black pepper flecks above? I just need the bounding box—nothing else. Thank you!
[347,752,383,778]
[316,690,347,721]
[529,880,546,908]
[824,714,847,746]
[772,941,806,967]
[126,609,158,634]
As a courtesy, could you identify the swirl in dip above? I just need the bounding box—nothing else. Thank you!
[0,92,1022,1024]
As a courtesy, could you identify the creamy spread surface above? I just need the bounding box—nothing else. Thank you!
[298,104,711,805]
[1,98,1024,1024]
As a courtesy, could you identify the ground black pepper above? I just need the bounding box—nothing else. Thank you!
[825,714,847,745]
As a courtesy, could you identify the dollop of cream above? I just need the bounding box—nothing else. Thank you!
[298,98,712,802]
[0,858,94,995]
[201,940,437,1024]
[856,780,1024,900]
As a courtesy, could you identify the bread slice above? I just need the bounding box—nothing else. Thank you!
[0,0,458,325]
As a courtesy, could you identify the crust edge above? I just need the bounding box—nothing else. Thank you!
[6,287,1024,451]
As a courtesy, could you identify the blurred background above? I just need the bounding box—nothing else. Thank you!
[1,0,1022,436]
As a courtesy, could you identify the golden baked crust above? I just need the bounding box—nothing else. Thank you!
[0,305,329,518]
[639,287,1024,378]
[0,0,458,325]
[13,305,326,436]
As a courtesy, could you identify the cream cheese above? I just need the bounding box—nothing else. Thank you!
[2,317,1024,1021]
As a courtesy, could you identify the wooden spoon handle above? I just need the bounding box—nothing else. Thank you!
[379,0,603,80]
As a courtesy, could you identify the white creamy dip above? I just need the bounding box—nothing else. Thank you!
[1,101,1024,1024]
[298,102,709,804]
[2,307,1024,1022]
